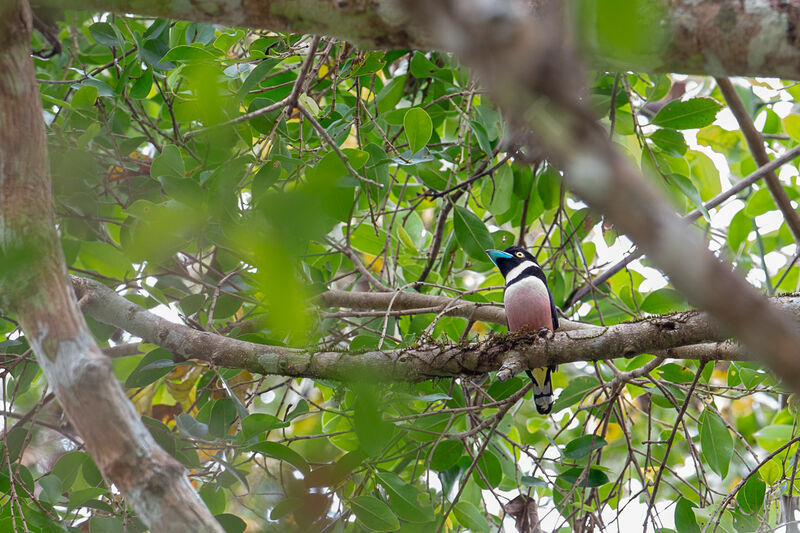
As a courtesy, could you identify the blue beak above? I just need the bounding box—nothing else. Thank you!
[485,249,513,266]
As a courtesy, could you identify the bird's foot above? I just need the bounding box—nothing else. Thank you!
[537,327,554,339]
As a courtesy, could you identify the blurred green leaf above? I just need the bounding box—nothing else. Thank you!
[350,495,400,532]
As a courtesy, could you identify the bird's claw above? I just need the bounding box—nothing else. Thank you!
[537,327,554,339]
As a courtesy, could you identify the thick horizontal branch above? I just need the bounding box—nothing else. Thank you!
[36,0,800,78]
[70,276,794,382]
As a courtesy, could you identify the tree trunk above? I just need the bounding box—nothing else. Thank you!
[0,2,222,531]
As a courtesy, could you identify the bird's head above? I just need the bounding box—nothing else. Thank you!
[485,246,539,280]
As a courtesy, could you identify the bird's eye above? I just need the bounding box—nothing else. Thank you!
[515,252,524,258]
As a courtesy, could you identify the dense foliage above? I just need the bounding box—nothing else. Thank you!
[3,10,800,532]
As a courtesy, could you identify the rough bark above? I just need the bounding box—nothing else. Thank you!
[71,276,781,381]
[0,2,221,531]
[33,0,800,79]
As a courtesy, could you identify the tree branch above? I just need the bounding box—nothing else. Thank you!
[68,276,788,382]
[34,0,800,79]
[715,77,800,243]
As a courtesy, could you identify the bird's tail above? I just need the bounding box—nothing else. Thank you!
[526,365,556,414]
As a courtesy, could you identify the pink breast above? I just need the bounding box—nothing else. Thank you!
[505,283,553,332]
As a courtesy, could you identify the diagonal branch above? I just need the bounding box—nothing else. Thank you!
[565,143,800,308]
[715,77,800,243]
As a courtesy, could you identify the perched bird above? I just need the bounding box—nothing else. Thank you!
[486,246,558,414]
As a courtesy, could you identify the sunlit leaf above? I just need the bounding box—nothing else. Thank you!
[403,107,433,154]
[651,98,722,129]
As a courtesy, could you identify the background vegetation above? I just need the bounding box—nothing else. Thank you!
[3,4,800,532]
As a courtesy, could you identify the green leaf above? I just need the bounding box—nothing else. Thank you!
[754,424,795,452]
[700,408,733,478]
[728,211,751,251]
[270,497,303,520]
[375,471,435,523]
[79,241,132,279]
[668,174,706,215]
[176,413,209,439]
[564,435,608,460]
[737,476,766,514]
[453,205,493,262]
[89,517,125,533]
[521,475,548,488]
[354,389,394,457]
[472,449,503,489]
[785,114,800,142]
[482,163,514,216]
[377,75,406,113]
[649,128,687,156]
[52,451,87,491]
[151,144,185,179]
[558,466,610,487]
[674,497,700,533]
[286,400,309,421]
[759,456,782,484]
[238,58,281,99]
[140,38,176,71]
[552,376,598,412]
[537,164,562,210]
[403,107,433,154]
[130,69,153,99]
[160,45,218,63]
[350,495,400,532]
[71,85,98,109]
[241,413,289,440]
[208,398,238,438]
[215,513,247,533]
[657,363,695,383]
[248,441,309,473]
[124,348,175,388]
[640,288,687,314]
[409,52,439,78]
[453,501,490,533]
[88,22,120,47]
[430,440,464,472]
[37,475,62,504]
[487,377,523,401]
[651,97,722,129]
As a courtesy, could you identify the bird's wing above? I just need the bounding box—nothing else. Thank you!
[548,288,558,331]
